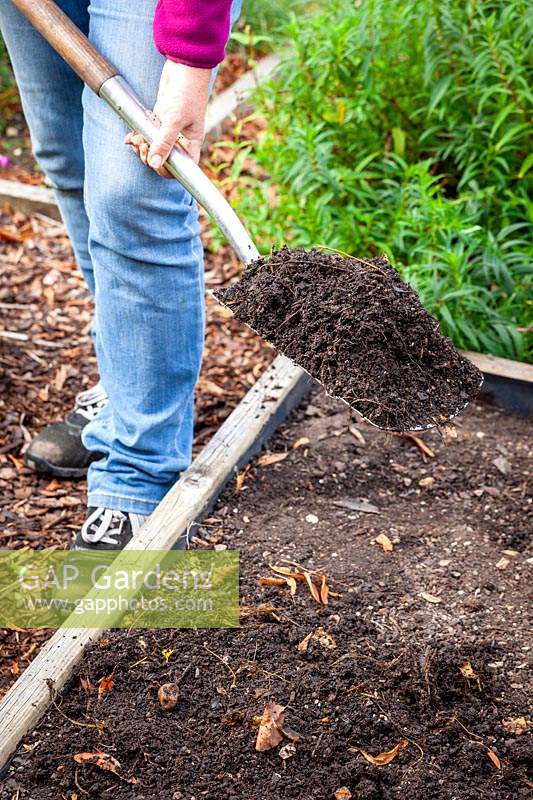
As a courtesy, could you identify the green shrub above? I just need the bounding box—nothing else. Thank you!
[226,0,532,361]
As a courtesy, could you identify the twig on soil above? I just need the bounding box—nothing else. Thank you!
[311,731,324,757]
[203,643,238,689]
[74,767,90,795]
[314,245,387,275]
[50,696,99,730]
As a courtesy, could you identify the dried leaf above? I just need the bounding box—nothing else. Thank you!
[52,364,69,392]
[487,749,501,769]
[97,674,114,701]
[197,378,225,398]
[73,752,137,784]
[334,789,352,800]
[293,437,310,449]
[314,627,337,649]
[360,739,408,765]
[255,702,286,752]
[10,661,20,676]
[234,466,251,493]
[0,227,24,243]
[403,434,435,458]
[259,576,287,586]
[375,533,393,552]
[349,425,366,445]
[270,566,306,580]
[304,572,322,604]
[257,452,288,466]
[443,424,457,438]
[418,476,435,488]
[459,661,477,679]
[79,676,94,693]
[501,717,530,735]
[286,576,297,596]
[319,574,330,604]
[420,592,442,604]
[281,725,302,743]
[296,632,313,652]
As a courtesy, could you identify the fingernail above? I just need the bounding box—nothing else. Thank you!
[149,155,162,169]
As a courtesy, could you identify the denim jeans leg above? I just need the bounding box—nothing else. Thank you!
[81,0,205,514]
[0,0,95,294]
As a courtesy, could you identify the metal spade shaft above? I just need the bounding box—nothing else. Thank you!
[9,0,476,432]
[9,0,259,267]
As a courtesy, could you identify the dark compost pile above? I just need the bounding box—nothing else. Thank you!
[216,248,482,430]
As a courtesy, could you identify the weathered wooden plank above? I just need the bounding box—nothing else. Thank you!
[0,178,60,220]
[0,355,311,771]
[462,351,533,417]
[205,53,280,141]
[462,350,533,383]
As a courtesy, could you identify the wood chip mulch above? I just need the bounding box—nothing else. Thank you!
[0,204,271,696]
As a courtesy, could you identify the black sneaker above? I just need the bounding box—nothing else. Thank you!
[25,383,108,478]
[72,507,148,551]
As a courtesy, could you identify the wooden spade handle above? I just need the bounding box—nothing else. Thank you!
[10,0,118,93]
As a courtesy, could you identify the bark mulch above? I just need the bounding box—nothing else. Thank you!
[1,391,531,800]
[217,247,482,432]
[0,207,272,696]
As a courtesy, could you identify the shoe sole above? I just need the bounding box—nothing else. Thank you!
[25,453,89,479]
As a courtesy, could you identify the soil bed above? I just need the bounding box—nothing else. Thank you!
[216,247,482,431]
[1,392,531,800]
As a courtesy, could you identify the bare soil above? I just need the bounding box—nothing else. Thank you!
[217,247,482,431]
[1,391,531,800]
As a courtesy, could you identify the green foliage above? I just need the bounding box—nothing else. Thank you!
[227,0,532,361]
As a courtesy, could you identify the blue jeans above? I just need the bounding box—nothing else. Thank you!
[0,0,240,514]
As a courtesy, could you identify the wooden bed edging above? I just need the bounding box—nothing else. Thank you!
[463,350,533,417]
[0,178,60,220]
[0,355,312,772]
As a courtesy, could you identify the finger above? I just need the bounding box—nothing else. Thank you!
[139,141,149,165]
[148,118,181,170]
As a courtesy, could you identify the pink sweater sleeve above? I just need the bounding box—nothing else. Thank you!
[154,0,233,69]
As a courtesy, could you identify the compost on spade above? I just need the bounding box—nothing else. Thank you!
[216,247,482,431]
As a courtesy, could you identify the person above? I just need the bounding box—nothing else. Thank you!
[0,0,241,549]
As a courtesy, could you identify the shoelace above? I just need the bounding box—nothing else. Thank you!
[81,507,147,545]
[75,382,108,422]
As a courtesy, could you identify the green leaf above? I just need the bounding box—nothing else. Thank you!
[428,75,454,115]
[391,127,406,157]
[518,152,533,179]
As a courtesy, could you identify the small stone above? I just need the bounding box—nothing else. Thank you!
[214,544,227,551]
[492,456,511,475]
[495,557,510,570]
[305,514,319,524]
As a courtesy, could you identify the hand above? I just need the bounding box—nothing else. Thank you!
[125,59,211,176]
